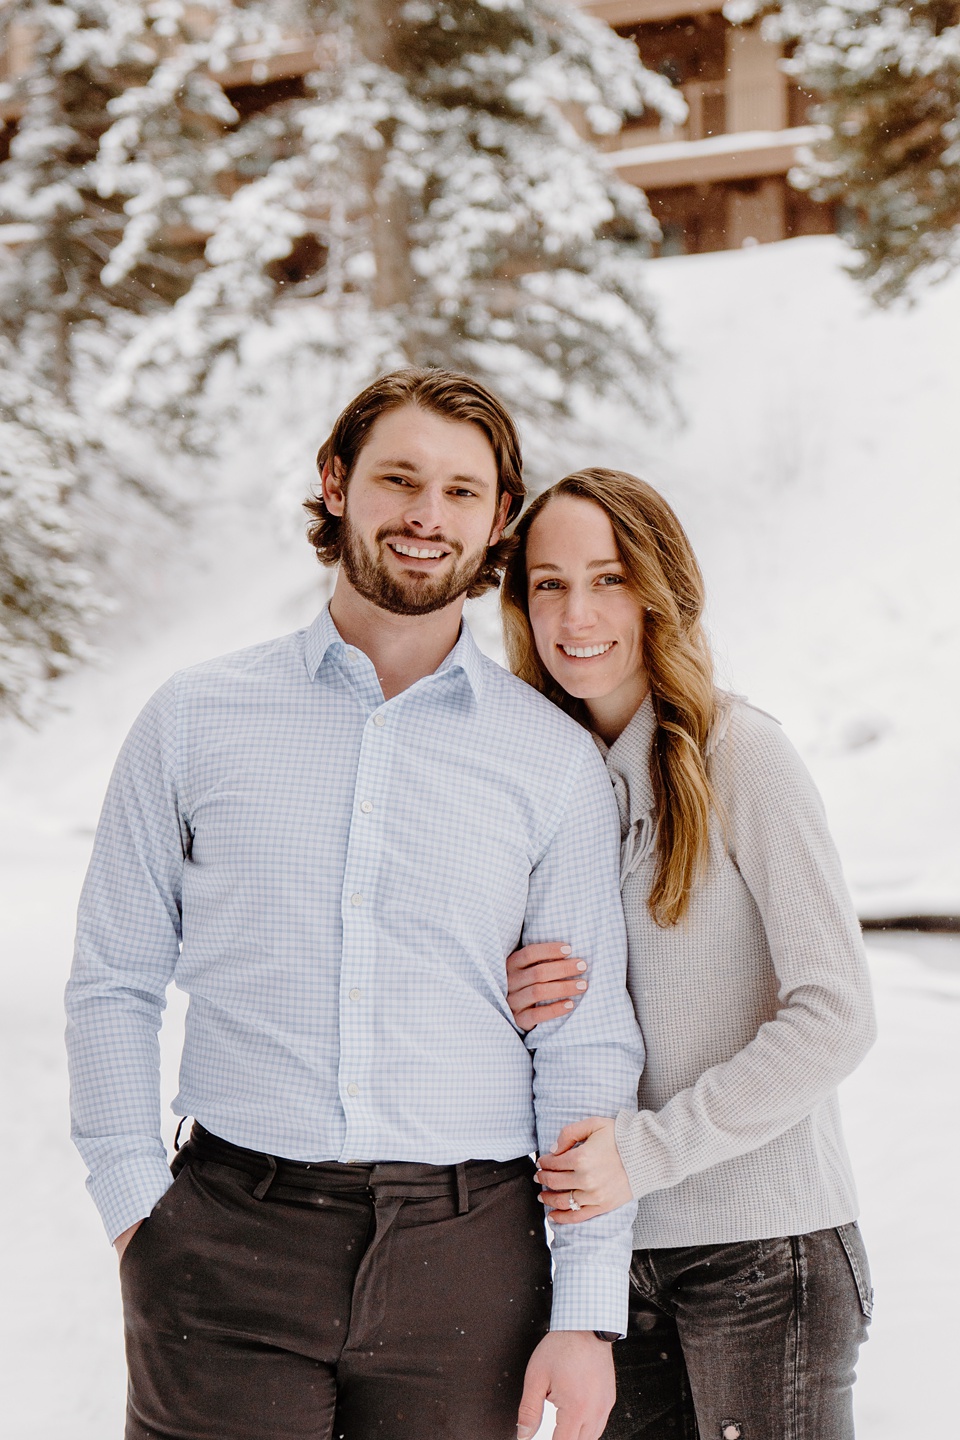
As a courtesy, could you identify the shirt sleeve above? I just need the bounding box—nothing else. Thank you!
[522,739,645,1335]
[65,677,187,1242]
[613,705,877,1199]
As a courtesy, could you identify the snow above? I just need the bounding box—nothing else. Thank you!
[605,122,828,168]
[1,234,958,1434]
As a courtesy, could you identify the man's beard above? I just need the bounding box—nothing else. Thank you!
[339,514,491,616]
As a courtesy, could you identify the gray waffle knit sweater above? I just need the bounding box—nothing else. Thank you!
[602,693,876,1249]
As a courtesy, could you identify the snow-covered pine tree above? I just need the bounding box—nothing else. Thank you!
[114,0,685,429]
[0,1,278,713]
[0,341,106,721]
[738,0,960,303]
[0,0,266,400]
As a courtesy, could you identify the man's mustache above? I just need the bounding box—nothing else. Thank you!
[376,527,463,558]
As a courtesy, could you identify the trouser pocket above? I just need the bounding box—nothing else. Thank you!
[835,1221,874,1319]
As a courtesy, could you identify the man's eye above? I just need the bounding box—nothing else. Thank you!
[451,488,478,499]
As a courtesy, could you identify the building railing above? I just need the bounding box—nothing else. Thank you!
[608,78,793,150]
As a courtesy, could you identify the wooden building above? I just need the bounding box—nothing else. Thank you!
[578,0,836,254]
[1,5,834,259]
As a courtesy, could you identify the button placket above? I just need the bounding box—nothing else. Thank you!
[339,696,393,1152]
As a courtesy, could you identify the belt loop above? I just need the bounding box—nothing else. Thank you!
[253,1153,278,1201]
[173,1116,188,1152]
[455,1163,469,1215]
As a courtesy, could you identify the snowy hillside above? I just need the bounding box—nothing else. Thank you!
[595,235,960,922]
[1,234,957,1437]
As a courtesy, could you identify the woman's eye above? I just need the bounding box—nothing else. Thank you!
[598,573,625,585]
[534,579,562,592]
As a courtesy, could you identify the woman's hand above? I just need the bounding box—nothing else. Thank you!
[506,941,588,1030]
[536,1117,634,1224]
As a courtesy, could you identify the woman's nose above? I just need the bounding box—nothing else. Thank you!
[561,588,597,629]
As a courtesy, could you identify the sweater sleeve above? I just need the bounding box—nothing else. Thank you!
[613,704,877,1199]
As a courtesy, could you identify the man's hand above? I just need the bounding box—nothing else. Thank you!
[536,1118,634,1224]
[113,1220,144,1260]
[517,1331,615,1440]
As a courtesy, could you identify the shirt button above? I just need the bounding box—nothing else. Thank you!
[372,713,386,727]
[349,987,361,1001]
[360,800,373,814]
[350,892,363,906]
[346,1083,360,1097]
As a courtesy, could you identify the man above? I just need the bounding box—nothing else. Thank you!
[66,368,644,1440]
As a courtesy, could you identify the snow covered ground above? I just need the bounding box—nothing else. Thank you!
[1,235,957,1434]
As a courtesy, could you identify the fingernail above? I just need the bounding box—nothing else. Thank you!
[576,960,587,971]
[560,945,572,955]
[575,980,587,991]
[518,1428,534,1439]
[563,1000,575,1009]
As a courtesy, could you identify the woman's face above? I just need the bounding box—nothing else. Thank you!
[525,495,649,742]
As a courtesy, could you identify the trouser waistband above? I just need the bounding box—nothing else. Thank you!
[180,1122,534,1210]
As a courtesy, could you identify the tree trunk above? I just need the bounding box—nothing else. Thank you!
[352,0,416,312]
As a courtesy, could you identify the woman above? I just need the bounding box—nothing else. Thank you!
[500,469,876,1440]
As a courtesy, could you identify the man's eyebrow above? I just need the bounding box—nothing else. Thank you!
[375,458,422,473]
[374,458,493,489]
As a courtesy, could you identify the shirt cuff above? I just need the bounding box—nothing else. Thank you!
[548,1262,630,1335]
[87,1152,175,1244]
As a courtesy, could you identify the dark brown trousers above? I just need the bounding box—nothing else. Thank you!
[119,1127,551,1440]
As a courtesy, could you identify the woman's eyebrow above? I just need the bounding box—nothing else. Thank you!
[528,557,622,574]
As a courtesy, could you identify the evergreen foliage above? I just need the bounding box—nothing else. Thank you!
[107,0,684,427]
[0,0,680,714]
[0,0,264,399]
[0,341,105,721]
[735,0,960,303]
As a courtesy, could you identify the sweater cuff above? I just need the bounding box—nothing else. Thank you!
[615,1106,659,1200]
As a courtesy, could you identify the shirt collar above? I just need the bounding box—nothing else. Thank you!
[303,603,486,703]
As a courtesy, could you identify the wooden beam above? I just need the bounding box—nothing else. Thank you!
[574,0,724,25]
[607,126,825,188]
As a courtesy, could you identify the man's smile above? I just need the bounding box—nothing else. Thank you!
[388,542,450,561]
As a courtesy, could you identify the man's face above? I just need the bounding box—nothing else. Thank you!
[322,404,509,617]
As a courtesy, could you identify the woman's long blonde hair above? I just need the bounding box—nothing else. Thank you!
[501,469,718,927]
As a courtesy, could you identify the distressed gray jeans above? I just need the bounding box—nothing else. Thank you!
[603,1224,873,1440]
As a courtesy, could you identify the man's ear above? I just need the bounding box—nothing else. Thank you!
[321,457,346,517]
[490,492,512,547]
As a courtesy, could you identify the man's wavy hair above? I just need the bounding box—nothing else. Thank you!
[304,368,525,598]
[502,469,719,928]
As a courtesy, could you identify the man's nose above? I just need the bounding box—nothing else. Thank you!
[403,487,445,533]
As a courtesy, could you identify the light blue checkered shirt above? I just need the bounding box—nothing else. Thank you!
[66,606,643,1331]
